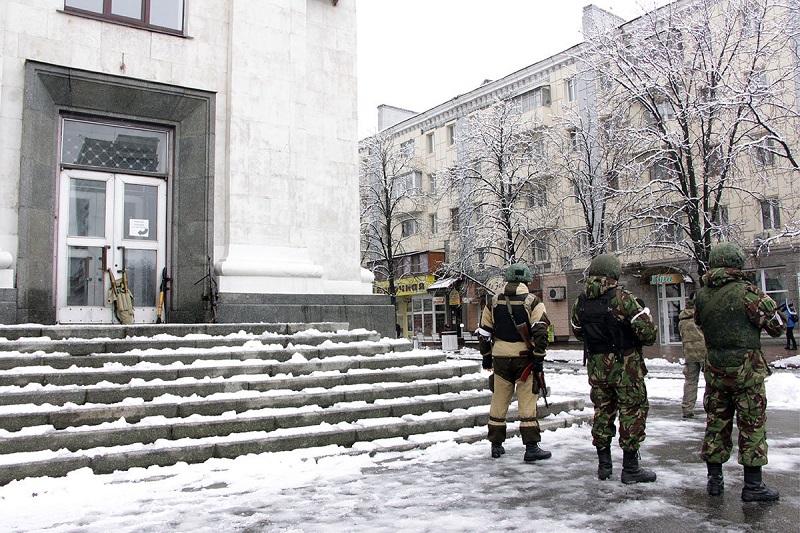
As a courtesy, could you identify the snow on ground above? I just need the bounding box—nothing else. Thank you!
[0,349,797,532]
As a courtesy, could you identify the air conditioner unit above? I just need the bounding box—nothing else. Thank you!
[548,286,566,301]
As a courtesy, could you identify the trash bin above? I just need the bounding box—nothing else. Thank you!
[441,331,458,351]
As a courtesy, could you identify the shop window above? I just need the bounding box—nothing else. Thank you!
[64,0,185,34]
[745,268,788,303]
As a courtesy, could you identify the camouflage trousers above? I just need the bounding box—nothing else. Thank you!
[588,351,649,451]
[701,350,770,467]
[488,357,541,445]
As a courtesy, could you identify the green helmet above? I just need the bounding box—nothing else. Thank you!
[588,254,622,280]
[505,263,533,283]
[709,242,746,269]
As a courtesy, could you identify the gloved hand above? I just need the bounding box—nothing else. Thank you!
[482,354,493,370]
[530,355,545,373]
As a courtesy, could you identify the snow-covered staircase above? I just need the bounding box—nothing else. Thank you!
[0,323,585,484]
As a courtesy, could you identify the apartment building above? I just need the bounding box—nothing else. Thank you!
[0,1,393,334]
[361,0,800,345]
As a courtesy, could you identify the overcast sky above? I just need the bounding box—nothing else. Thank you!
[356,0,666,138]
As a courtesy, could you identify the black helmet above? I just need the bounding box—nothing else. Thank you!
[709,242,746,269]
[587,254,622,280]
[505,263,533,283]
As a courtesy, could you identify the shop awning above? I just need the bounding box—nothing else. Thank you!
[427,277,459,291]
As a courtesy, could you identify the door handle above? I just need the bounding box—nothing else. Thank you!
[101,245,111,271]
[117,246,127,273]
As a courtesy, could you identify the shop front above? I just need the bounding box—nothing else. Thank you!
[643,269,694,345]
[374,275,462,338]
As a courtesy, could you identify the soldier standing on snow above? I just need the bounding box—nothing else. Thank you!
[694,242,785,501]
[678,294,706,419]
[570,254,658,484]
[477,263,552,462]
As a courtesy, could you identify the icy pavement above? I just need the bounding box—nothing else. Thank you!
[0,352,798,533]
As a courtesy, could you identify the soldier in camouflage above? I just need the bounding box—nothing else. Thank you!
[570,254,658,484]
[694,242,786,502]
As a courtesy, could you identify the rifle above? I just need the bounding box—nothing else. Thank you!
[517,323,549,407]
[504,298,548,407]
[156,267,171,324]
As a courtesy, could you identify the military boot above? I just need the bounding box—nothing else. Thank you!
[491,443,505,459]
[597,448,612,480]
[707,462,724,496]
[741,466,779,502]
[621,450,657,484]
[523,442,551,462]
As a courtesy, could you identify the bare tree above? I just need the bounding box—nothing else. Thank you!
[544,103,643,262]
[575,0,800,275]
[440,100,558,282]
[359,131,425,301]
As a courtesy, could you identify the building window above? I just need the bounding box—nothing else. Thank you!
[566,78,577,102]
[606,171,619,191]
[450,208,459,232]
[608,226,624,252]
[64,0,185,34]
[410,254,422,273]
[532,238,548,262]
[392,170,422,199]
[427,132,435,154]
[61,118,169,174]
[400,139,415,156]
[429,214,437,234]
[401,218,419,237]
[428,173,436,193]
[568,129,579,152]
[760,198,781,230]
[755,137,775,166]
[447,124,456,145]
[649,160,670,181]
[515,86,551,112]
[526,184,547,207]
[656,219,681,243]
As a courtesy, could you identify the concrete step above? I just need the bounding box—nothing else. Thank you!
[0,398,586,485]
[0,372,486,431]
[0,390,494,455]
[0,328,380,357]
[0,322,348,341]
[0,351,445,388]
[0,322,586,485]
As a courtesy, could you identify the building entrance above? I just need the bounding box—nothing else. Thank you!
[56,170,167,323]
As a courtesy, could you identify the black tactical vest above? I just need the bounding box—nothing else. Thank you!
[492,293,532,342]
[577,289,636,356]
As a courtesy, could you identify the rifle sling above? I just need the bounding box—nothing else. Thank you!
[504,296,532,353]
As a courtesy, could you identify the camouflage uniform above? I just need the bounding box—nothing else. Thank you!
[695,267,784,467]
[678,300,706,417]
[694,242,785,501]
[571,275,658,452]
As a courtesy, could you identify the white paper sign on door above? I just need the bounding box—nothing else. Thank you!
[129,219,150,238]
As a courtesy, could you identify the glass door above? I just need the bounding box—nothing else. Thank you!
[56,169,166,323]
[658,282,685,345]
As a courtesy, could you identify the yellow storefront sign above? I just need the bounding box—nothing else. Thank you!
[374,275,435,296]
